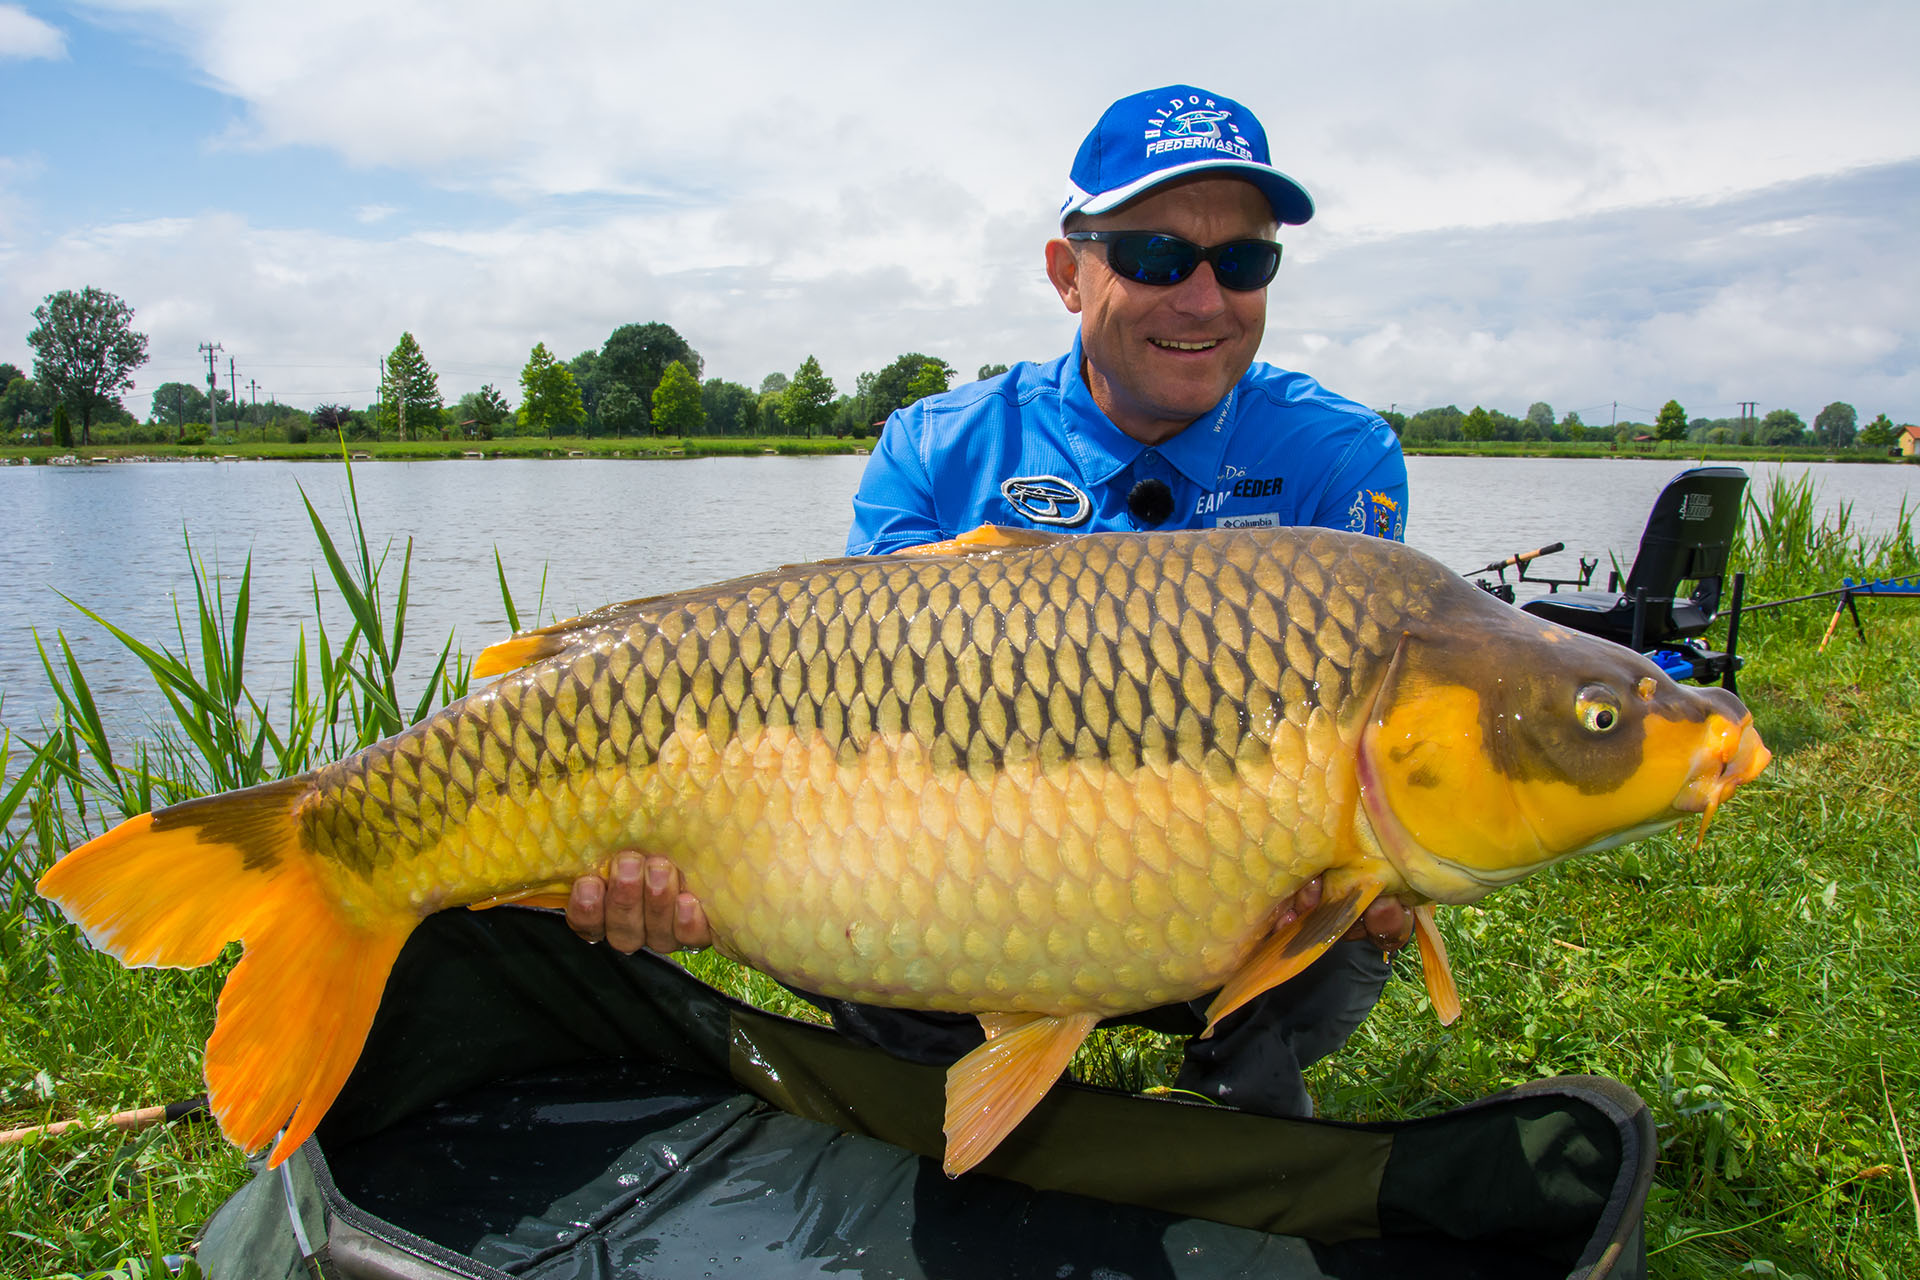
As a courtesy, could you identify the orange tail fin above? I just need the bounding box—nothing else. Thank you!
[37,778,417,1165]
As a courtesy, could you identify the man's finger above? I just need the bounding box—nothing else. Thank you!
[602,853,649,954]
[673,892,713,951]
[566,874,606,944]
[1356,897,1415,951]
[641,856,683,953]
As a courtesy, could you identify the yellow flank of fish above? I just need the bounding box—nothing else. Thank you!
[37,525,1769,1176]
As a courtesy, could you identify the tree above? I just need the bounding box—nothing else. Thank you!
[600,382,645,436]
[1402,405,1464,443]
[760,371,790,395]
[1758,408,1806,445]
[977,363,1011,381]
[379,332,443,439]
[650,361,705,435]
[700,379,758,435]
[568,351,602,434]
[27,286,150,446]
[518,342,584,435]
[782,355,836,438]
[1655,399,1688,444]
[1559,410,1585,441]
[864,353,947,421]
[149,381,209,430]
[1813,401,1857,447]
[1860,413,1898,448]
[1462,405,1495,442]
[52,402,72,448]
[903,358,954,405]
[600,323,702,420]
[454,384,512,438]
[312,403,355,440]
[1525,402,1555,434]
[1,373,50,432]
[0,362,23,389]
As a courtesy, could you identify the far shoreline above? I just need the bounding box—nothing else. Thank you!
[0,436,1913,467]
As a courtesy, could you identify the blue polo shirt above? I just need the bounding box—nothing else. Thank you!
[848,335,1407,555]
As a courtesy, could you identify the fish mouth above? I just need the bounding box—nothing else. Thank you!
[1672,711,1772,839]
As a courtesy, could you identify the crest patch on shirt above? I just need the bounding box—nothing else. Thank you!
[1346,488,1404,540]
[1001,475,1092,527]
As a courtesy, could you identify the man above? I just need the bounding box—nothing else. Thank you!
[570,85,1413,1118]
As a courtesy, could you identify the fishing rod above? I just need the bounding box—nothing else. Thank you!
[1732,576,1920,650]
[1461,541,1598,603]
[0,1096,208,1146]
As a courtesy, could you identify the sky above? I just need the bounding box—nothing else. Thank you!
[2,0,1917,428]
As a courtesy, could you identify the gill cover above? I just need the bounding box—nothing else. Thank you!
[1356,611,1752,903]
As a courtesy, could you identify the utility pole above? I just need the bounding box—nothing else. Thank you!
[228,357,238,436]
[1738,400,1757,442]
[199,341,223,437]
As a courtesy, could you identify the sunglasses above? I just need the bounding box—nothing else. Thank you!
[1064,231,1282,291]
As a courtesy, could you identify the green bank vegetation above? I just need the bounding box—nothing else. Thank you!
[1,476,1916,1278]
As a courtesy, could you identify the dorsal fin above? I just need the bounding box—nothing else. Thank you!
[898,525,1070,558]
[475,525,1067,678]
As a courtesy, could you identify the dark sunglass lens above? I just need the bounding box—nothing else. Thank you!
[1213,241,1281,291]
[1112,234,1198,285]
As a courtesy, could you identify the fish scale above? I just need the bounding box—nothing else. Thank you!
[39,523,1771,1173]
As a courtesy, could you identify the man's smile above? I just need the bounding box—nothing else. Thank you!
[1149,338,1222,352]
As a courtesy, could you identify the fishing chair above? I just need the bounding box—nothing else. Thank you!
[1521,466,1749,692]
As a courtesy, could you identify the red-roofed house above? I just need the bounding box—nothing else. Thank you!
[1901,425,1920,457]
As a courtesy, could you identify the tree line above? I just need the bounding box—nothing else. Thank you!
[0,286,1014,448]
[2,285,1910,452]
[1380,399,1903,450]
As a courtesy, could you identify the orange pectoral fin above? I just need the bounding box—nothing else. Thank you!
[1203,870,1386,1035]
[943,1012,1099,1177]
[1412,903,1461,1026]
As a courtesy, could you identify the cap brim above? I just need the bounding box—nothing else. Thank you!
[1062,158,1314,227]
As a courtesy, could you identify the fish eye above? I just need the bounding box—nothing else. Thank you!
[1576,686,1622,733]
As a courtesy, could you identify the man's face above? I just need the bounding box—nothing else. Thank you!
[1045,177,1277,445]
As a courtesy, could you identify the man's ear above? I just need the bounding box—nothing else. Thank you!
[1044,238,1083,314]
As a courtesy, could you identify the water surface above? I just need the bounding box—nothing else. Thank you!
[1,454,1912,739]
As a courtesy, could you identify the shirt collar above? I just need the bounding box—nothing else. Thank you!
[1059,332,1240,488]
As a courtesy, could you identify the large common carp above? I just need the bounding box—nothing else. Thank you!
[39,525,1769,1175]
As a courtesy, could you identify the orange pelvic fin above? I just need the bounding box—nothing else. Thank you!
[467,882,575,911]
[1412,903,1461,1026]
[899,524,1070,558]
[1202,869,1386,1035]
[36,777,417,1166]
[943,1011,1099,1177]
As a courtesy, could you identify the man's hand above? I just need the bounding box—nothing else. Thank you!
[567,852,712,954]
[1280,876,1416,951]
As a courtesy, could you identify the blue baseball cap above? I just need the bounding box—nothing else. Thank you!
[1060,85,1314,228]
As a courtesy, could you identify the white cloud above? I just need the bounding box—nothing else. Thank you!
[0,5,64,59]
[7,2,1915,424]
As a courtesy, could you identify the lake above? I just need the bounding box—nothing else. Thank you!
[1,454,1914,739]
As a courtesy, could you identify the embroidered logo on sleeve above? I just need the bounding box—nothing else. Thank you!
[1347,488,1403,539]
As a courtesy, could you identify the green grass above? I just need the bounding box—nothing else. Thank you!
[2,473,1917,1277]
